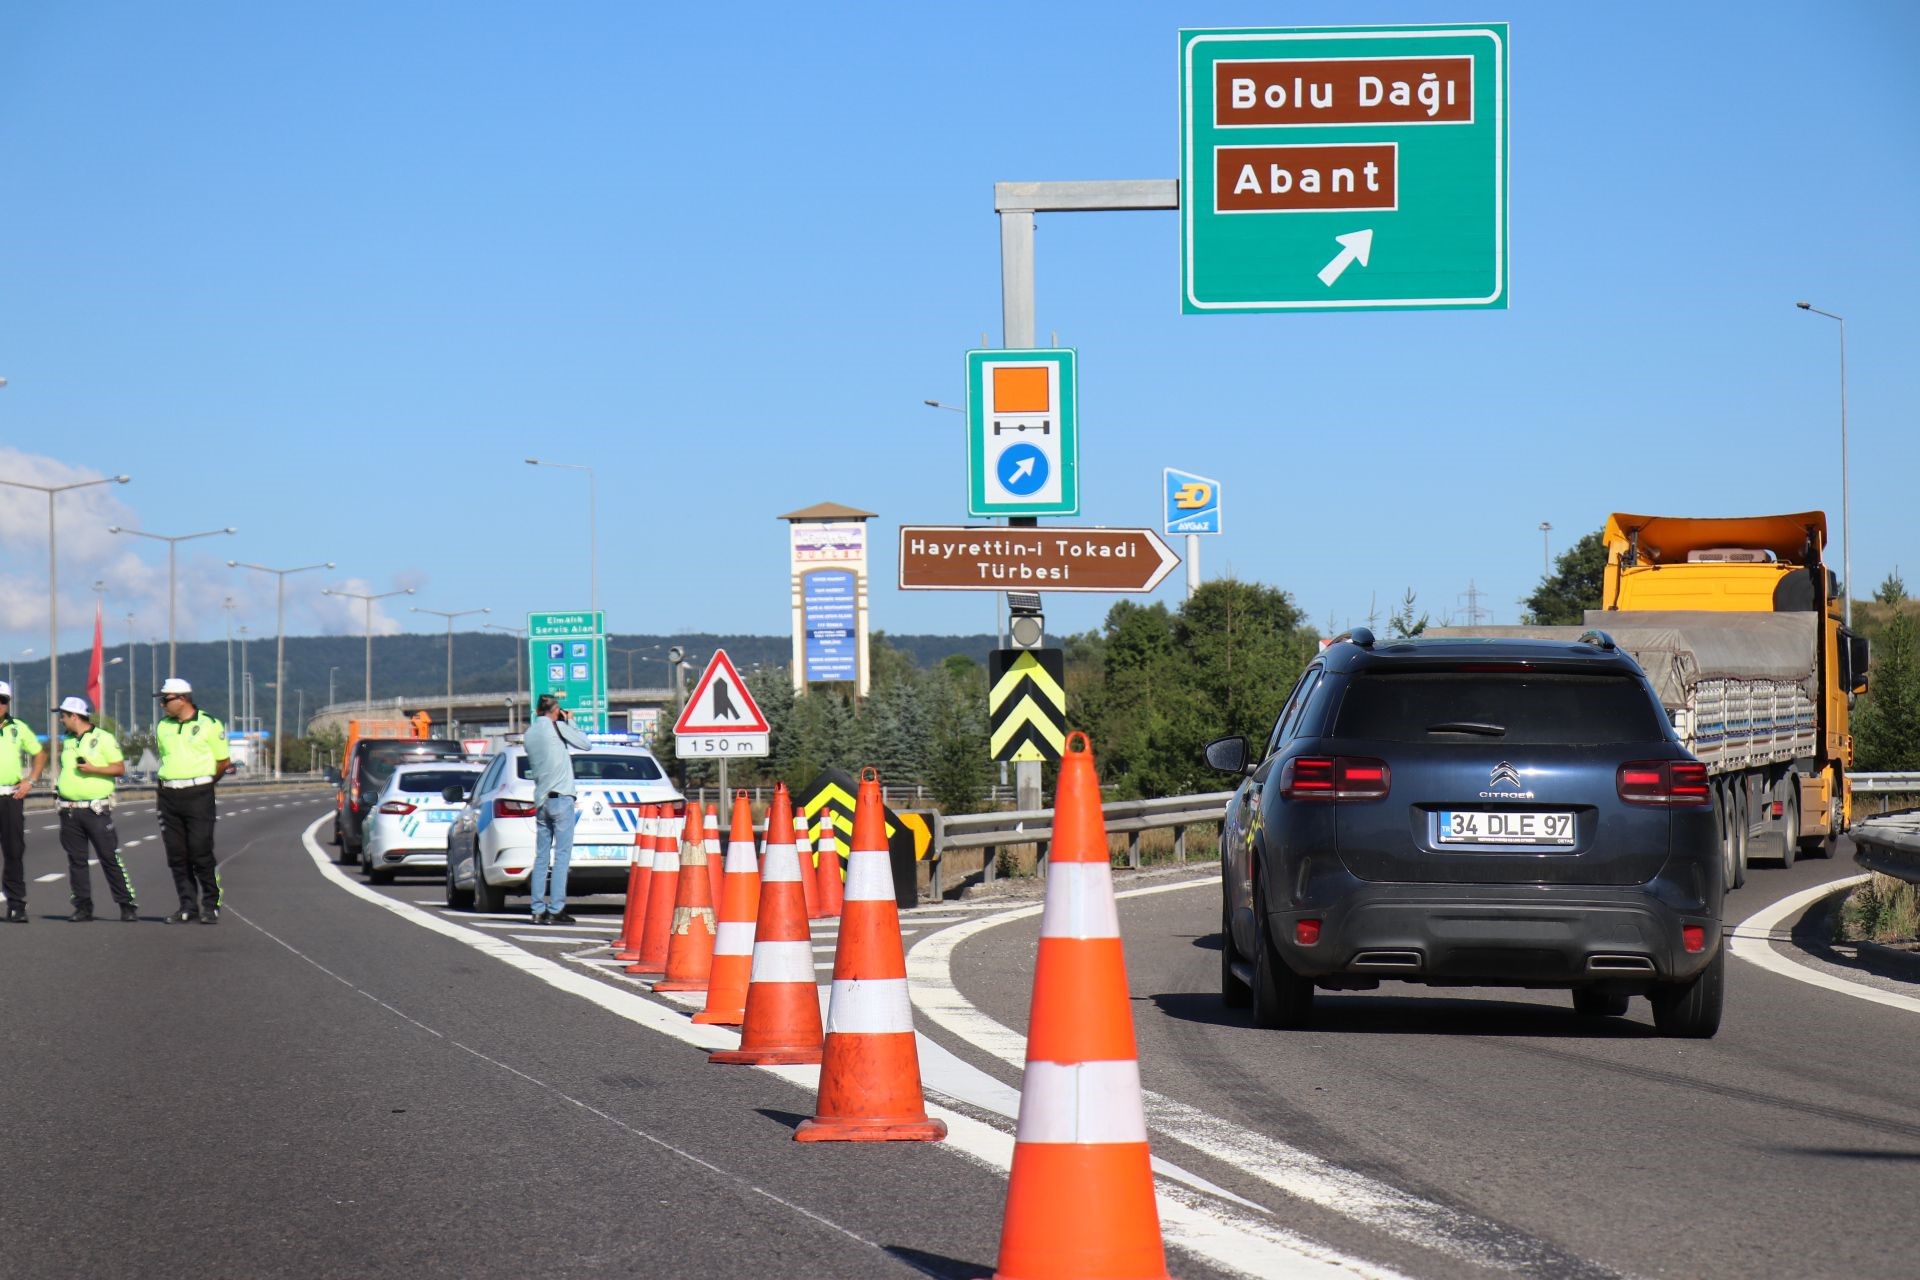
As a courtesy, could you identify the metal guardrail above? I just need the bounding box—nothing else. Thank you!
[928,791,1235,899]
[1851,813,1920,886]
[1851,772,1920,794]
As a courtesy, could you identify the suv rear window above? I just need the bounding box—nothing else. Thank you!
[1332,672,1667,746]
[514,754,663,782]
[392,768,480,795]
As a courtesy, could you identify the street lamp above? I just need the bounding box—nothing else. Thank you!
[322,585,415,704]
[123,614,137,734]
[230,558,334,778]
[412,605,490,736]
[1538,521,1553,576]
[482,623,528,731]
[525,458,599,611]
[8,649,31,693]
[107,523,235,675]
[611,644,666,689]
[222,597,238,728]
[0,472,131,742]
[1795,301,1852,626]
[327,666,339,707]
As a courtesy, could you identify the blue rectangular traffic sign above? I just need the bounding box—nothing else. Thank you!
[1164,468,1222,536]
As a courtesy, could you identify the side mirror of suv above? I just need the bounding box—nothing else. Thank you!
[1204,735,1252,776]
[441,784,469,804]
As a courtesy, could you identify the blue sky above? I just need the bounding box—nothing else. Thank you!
[3,1,1915,661]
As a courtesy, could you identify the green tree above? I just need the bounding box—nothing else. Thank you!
[922,659,992,813]
[1854,610,1920,771]
[1387,588,1429,638]
[1875,570,1907,606]
[1522,529,1607,624]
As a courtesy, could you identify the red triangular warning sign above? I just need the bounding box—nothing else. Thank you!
[673,649,770,735]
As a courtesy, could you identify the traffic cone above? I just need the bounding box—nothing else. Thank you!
[795,768,944,1143]
[710,785,824,1065]
[610,804,656,961]
[795,806,823,921]
[992,732,1169,1280]
[626,805,684,976]
[813,813,844,919]
[705,806,725,907]
[653,801,718,992]
[693,791,762,1025]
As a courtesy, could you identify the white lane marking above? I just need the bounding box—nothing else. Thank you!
[298,816,1372,1280]
[1728,874,1920,1014]
[228,878,893,1267]
[908,874,1581,1276]
[508,933,590,944]
[34,872,63,883]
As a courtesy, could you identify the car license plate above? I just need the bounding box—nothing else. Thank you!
[425,811,457,823]
[574,844,632,861]
[1437,811,1575,845]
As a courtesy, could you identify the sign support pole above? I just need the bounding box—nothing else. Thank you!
[997,181,1178,824]
[1186,533,1200,600]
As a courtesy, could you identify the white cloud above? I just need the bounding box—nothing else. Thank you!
[1,448,420,655]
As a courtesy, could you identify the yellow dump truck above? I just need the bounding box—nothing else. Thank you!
[1437,511,1870,889]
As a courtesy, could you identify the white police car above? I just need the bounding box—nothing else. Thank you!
[360,761,487,883]
[443,741,680,912]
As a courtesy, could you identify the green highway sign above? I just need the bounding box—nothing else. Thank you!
[967,348,1080,518]
[1180,24,1508,313]
[527,610,608,733]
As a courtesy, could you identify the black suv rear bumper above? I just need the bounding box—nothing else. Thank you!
[1273,878,1720,987]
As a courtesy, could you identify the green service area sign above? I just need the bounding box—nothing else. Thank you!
[1180,24,1508,313]
[527,610,608,733]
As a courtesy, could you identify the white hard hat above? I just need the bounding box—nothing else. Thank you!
[158,677,193,697]
[59,696,92,717]
[0,680,11,700]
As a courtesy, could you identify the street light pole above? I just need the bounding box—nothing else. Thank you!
[107,523,236,675]
[1795,301,1852,626]
[124,614,137,734]
[412,605,490,736]
[525,458,598,611]
[222,598,237,729]
[322,585,416,705]
[328,666,338,708]
[1538,521,1553,576]
[483,624,528,731]
[0,473,131,743]
[231,559,333,778]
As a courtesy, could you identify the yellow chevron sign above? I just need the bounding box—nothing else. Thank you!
[988,648,1068,763]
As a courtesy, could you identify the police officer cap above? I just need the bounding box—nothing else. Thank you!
[59,696,92,718]
[0,680,11,700]
[157,677,193,698]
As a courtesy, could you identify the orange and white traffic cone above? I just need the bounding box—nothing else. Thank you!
[795,807,823,921]
[653,801,718,992]
[795,768,944,1143]
[993,732,1169,1280]
[693,791,762,1025]
[626,804,684,976]
[610,804,656,962]
[705,804,725,907]
[711,784,824,1065]
[813,813,844,919]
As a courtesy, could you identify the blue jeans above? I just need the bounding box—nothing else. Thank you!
[530,795,578,915]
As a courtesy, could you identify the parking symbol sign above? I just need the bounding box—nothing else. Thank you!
[548,643,564,660]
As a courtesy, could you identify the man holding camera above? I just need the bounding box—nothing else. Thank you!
[55,695,136,923]
[524,694,590,924]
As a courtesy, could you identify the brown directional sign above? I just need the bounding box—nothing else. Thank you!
[897,525,1181,593]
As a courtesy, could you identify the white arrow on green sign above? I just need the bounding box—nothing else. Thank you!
[1180,24,1509,313]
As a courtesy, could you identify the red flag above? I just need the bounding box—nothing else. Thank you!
[87,603,105,715]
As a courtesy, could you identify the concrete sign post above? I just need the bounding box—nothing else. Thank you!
[1180,24,1509,312]
[527,610,608,733]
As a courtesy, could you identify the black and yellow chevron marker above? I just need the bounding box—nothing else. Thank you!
[988,648,1068,763]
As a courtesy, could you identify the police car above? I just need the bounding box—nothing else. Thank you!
[443,740,680,912]
[359,760,487,883]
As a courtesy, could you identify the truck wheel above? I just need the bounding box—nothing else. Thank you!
[1715,786,1738,892]
[1572,989,1629,1018]
[1799,792,1837,859]
[1252,879,1313,1029]
[1221,892,1251,1009]
[1777,790,1798,868]
[1651,947,1724,1038]
[1730,788,1749,889]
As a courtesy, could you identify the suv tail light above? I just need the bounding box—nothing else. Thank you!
[1617,760,1712,806]
[378,801,417,816]
[494,797,539,819]
[1280,756,1391,802]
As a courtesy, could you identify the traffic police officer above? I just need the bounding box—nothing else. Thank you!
[0,679,50,924]
[153,678,230,924]
[56,695,137,923]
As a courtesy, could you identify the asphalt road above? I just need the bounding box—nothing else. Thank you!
[6,795,1913,1279]
[946,842,1920,1280]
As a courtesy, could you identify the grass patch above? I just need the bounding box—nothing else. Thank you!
[1835,874,1920,945]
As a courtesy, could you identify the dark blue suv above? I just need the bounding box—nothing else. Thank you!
[1207,629,1723,1037]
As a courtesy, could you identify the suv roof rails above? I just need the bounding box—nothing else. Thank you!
[1333,626,1376,649]
[1577,629,1617,651]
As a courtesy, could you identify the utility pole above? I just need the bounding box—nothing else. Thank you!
[412,605,491,738]
[1459,580,1490,627]
[322,585,415,705]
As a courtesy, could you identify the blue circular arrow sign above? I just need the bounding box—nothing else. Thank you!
[997,443,1049,495]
